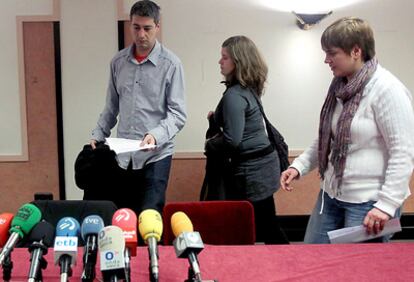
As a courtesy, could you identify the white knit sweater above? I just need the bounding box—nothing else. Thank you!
[291,65,414,217]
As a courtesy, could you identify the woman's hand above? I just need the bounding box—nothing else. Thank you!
[207,111,214,119]
[363,207,391,234]
[280,168,299,191]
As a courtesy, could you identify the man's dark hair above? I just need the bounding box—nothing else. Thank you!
[130,0,161,24]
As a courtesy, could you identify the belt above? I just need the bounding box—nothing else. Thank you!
[232,145,274,163]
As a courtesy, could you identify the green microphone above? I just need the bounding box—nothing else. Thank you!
[0,203,42,264]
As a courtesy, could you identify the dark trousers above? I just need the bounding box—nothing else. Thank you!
[114,155,172,218]
[252,195,289,244]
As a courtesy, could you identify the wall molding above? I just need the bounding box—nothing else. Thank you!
[173,150,303,160]
[0,0,60,162]
[117,0,129,21]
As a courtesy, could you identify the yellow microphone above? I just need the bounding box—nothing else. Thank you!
[138,209,163,282]
[171,211,193,237]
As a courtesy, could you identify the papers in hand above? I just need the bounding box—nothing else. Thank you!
[327,218,401,244]
[105,137,156,154]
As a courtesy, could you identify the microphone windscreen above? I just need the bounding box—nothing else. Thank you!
[29,221,55,247]
[98,226,126,277]
[81,215,104,241]
[98,226,125,252]
[171,212,193,237]
[10,203,42,238]
[56,217,80,237]
[112,208,137,255]
[54,218,79,266]
[138,209,163,242]
[0,213,14,247]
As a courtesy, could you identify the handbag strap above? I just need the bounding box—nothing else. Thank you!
[248,89,272,129]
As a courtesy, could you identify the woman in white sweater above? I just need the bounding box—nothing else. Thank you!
[280,17,414,243]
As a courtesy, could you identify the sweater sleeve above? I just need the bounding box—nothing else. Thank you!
[372,82,414,217]
[221,90,247,151]
[290,137,319,177]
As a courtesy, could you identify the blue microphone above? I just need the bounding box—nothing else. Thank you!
[54,217,80,282]
[80,215,104,282]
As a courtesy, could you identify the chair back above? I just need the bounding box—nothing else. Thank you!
[31,200,117,228]
[163,201,255,245]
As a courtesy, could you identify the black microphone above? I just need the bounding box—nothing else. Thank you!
[80,215,104,282]
[27,221,55,282]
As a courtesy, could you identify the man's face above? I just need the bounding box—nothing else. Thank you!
[130,15,159,55]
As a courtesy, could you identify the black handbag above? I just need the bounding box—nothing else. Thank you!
[251,93,290,171]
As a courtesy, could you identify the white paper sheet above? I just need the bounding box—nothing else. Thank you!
[105,137,156,154]
[327,218,401,243]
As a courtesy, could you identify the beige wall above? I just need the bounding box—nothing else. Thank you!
[62,0,414,200]
[167,156,414,215]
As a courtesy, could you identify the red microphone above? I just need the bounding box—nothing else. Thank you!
[0,213,14,247]
[112,208,138,282]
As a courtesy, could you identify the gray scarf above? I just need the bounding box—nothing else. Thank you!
[318,58,378,185]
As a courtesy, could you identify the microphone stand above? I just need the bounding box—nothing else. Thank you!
[60,255,73,282]
[124,248,131,282]
[27,241,48,282]
[81,236,97,282]
[184,253,202,282]
[110,275,119,282]
[2,253,13,282]
[148,237,159,282]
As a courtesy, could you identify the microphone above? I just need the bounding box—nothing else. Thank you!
[80,215,104,282]
[112,208,137,282]
[27,220,55,282]
[98,225,126,281]
[138,209,163,282]
[0,213,14,282]
[171,212,204,282]
[0,213,14,248]
[0,203,42,265]
[54,217,80,282]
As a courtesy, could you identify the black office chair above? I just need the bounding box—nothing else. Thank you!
[30,200,117,228]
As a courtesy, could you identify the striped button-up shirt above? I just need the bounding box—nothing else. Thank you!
[92,41,186,169]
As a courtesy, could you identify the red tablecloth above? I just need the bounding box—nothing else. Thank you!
[6,243,414,281]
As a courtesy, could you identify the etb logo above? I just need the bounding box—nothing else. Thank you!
[55,237,77,247]
[58,218,76,230]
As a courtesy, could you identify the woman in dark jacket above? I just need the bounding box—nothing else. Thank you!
[205,35,288,244]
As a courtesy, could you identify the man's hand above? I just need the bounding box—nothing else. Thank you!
[90,139,97,150]
[140,134,156,150]
[280,168,299,191]
[363,207,391,235]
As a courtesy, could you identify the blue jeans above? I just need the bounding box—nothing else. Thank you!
[116,155,172,217]
[304,191,401,244]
